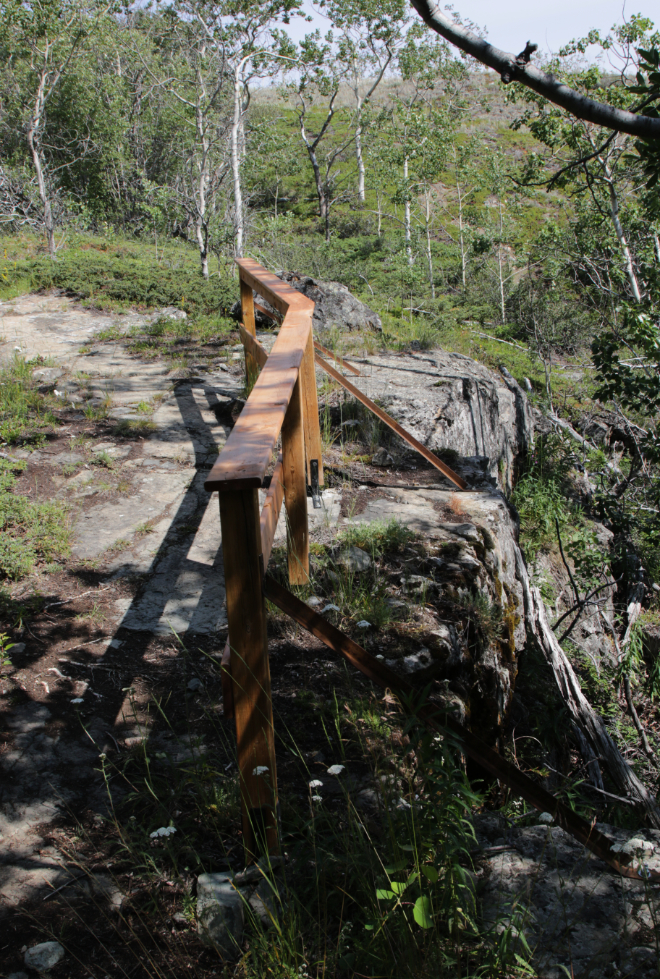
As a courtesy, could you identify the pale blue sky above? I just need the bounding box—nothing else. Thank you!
[284,1,648,61]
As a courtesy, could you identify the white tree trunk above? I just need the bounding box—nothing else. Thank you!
[27,70,56,260]
[231,61,247,258]
[356,118,366,202]
[498,199,506,324]
[424,188,434,298]
[606,175,642,303]
[404,156,412,265]
[456,174,467,289]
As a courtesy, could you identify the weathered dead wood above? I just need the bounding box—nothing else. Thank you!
[514,548,660,827]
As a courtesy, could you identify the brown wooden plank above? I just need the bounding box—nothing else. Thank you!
[301,329,324,487]
[236,258,313,318]
[237,327,323,489]
[239,323,268,370]
[314,351,468,491]
[262,574,655,881]
[281,377,309,585]
[220,640,234,720]
[260,454,284,571]
[254,301,282,323]
[220,491,279,860]
[314,339,361,375]
[205,309,312,491]
[240,276,259,389]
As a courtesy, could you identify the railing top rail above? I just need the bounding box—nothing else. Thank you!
[235,258,313,317]
[204,259,313,493]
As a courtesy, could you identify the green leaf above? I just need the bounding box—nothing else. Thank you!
[421,866,439,883]
[375,888,395,900]
[413,895,434,929]
[383,860,408,873]
[390,880,409,895]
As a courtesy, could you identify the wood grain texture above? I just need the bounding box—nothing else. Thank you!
[314,339,360,375]
[205,309,311,491]
[262,574,656,882]
[260,454,284,571]
[219,490,278,859]
[239,323,268,370]
[236,258,313,318]
[240,276,259,388]
[281,377,309,585]
[301,330,324,486]
[314,352,468,491]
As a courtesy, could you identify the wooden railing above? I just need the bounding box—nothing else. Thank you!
[205,258,465,862]
[204,260,655,881]
[204,258,323,860]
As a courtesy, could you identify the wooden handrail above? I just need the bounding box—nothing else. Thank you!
[205,262,315,492]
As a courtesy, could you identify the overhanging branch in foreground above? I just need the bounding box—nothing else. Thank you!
[409,0,660,139]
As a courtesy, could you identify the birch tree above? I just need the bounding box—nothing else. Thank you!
[320,0,408,202]
[0,0,111,258]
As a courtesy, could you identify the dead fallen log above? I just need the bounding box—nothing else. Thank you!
[514,547,660,828]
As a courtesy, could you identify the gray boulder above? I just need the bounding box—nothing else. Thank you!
[24,942,65,972]
[337,546,372,572]
[197,872,244,955]
[279,272,382,333]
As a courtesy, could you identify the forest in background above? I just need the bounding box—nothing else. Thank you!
[4,3,660,975]
[2,1,660,575]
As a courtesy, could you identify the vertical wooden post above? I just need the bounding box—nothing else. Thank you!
[299,329,324,487]
[240,275,259,391]
[219,488,278,862]
[281,376,309,585]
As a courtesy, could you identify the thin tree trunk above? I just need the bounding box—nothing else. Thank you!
[27,71,56,260]
[514,547,660,827]
[195,62,210,278]
[231,60,247,258]
[425,188,434,298]
[356,111,366,203]
[498,199,506,324]
[456,174,466,289]
[404,156,412,265]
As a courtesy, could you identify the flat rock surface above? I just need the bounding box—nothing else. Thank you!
[477,814,660,978]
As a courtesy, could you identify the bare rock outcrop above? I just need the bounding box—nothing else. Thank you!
[348,351,534,490]
[278,272,382,333]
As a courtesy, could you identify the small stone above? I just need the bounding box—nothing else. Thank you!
[337,546,372,572]
[356,620,371,629]
[11,642,26,654]
[24,941,65,972]
[172,911,188,928]
[187,678,203,692]
[403,648,433,672]
[371,447,394,467]
[307,597,322,607]
[197,872,244,954]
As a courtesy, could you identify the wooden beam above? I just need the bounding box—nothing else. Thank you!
[281,377,309,585]
[262,574,657,882]
[240,276,259,391]
[205,309,311,491]
[314,351,468,491]
[220,490,279,861]
[254,300,282,323]
[314,339,361,376]
[239,323,268,370]
[260,454,284,571]
[301,330,324,487]
[235,258,313,318]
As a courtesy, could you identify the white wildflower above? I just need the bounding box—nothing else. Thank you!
[150,826,177,838]
[311,795,323,803]
[538,812,553,824]
[71,698,84,704]
[356,620,371,628]
[309,779,323,789]
[253,765,269,776]
[322,604,340,613]
[327,764,345,776]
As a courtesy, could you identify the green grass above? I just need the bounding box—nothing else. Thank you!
[0,458,70,579]
[0,233,236,315]
[0,355,61,445]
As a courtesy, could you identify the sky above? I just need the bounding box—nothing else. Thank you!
[284,0,645,60]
